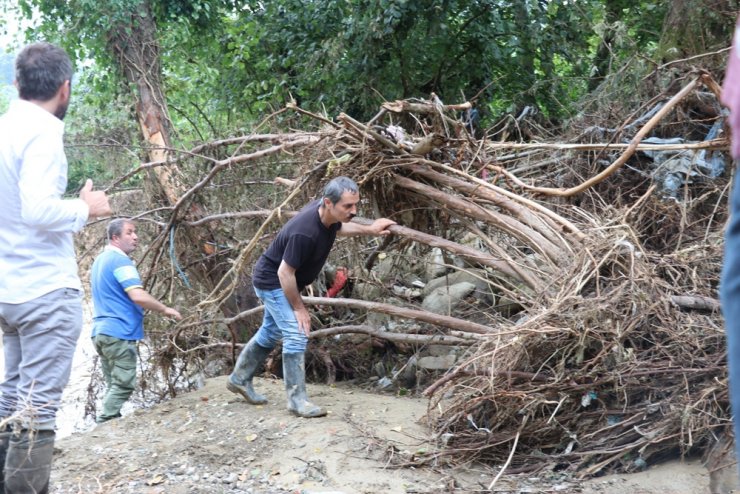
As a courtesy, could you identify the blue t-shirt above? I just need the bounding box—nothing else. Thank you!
[91,247,145,340]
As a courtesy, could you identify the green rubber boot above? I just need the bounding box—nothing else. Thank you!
[227,339,272,405]
[283,352,327,418]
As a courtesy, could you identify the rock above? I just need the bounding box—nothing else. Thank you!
[375,254,414,283]
[366,309,391,328]
[497,294,524,317]
[421,282,476,315]
[422,269,495,305]
[424,247,448,281]
[391,284,422,299]
[417,354,457,370]
[398,355,418,388]
[426,345,462,357]
[352,282,382,301]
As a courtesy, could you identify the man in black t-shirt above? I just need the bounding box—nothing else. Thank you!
[228,176,396,417]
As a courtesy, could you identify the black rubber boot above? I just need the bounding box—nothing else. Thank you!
[283,352,327,418]
[227,339,272,405]
[4,429,55,494]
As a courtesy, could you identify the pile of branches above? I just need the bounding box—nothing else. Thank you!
[292,74,728,475]
[425,233,726,475]
[93,68,731,475]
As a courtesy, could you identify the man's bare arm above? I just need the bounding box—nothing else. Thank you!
[337,218,396,237]
[127,288,182,319]
[277,260,312,336]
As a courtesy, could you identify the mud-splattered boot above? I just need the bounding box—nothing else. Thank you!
[4,429,55,494]
[283,352,327,418]
[227,339,272,405]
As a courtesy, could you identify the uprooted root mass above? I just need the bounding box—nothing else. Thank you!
[81,69,731,476]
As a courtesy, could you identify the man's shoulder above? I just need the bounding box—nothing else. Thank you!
[284,202,321,234]
[94,249,134,269]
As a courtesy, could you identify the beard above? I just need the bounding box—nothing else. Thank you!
[54,100,69,120]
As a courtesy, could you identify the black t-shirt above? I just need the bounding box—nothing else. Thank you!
[252,199,342,290]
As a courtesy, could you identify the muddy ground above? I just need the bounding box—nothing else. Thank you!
[48,375,713,494]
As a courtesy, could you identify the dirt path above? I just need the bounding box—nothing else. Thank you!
[47,374,715,493]
[51,376,461,493]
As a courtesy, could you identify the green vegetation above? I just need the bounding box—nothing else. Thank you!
[7,0,737,188]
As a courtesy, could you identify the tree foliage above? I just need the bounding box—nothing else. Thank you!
[9,0,738,164]
[219,0,604,121]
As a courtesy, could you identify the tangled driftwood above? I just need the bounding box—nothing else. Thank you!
[90,68,731,477]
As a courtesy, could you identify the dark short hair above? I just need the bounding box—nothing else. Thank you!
[15,42,73,101]
[107,218,134,241]
[322,176,358,204]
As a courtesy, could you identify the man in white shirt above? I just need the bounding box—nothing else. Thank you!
[0,42,111,493]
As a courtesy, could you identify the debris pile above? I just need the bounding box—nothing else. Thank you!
[93,69,731,476]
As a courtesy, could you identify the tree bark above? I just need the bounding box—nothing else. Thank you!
[106,1,258,360]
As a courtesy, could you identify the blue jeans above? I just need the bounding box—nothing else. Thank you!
[252,286,308,354]
[721,169,740,462]
[0,288,83,430]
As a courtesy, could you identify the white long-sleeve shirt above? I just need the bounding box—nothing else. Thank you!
[0,99,89,304]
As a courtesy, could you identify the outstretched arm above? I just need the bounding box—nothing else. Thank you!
[337,218,396,237]
[127,288,183,319]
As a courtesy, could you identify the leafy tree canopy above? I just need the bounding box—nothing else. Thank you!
[12,0,729,139]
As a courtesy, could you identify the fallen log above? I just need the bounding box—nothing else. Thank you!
[186,210,542,291]
[405,163,574,251]
[309,325,477,345]
[302,296,494,334]
[394,175,564,265]
[350,218,542,290]
[670,295,720,312]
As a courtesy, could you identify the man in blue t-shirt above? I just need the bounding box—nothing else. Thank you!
[228,176,396,417]
[91,219,182,423]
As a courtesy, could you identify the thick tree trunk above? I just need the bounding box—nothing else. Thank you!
[107,3,180,202]
[106,2,258,358]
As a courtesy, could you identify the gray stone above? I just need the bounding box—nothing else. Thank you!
[366,310,391,328]
[423,269,495,305]
[417,354,457,370]
[353,282,382,301]
[398,355,418,388]
[424,247,448,281]
[426,345,461,357]
[497,295,524,317]
[375,254,414,283]
[421,281,476,315]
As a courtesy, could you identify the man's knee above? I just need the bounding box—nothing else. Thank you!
[282,333,308,353]
[110,360,137,391]
[255,331,280,349]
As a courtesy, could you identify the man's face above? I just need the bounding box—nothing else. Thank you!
[113,222,138,255]
[53,80,71,120]
[327,191,359,223]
